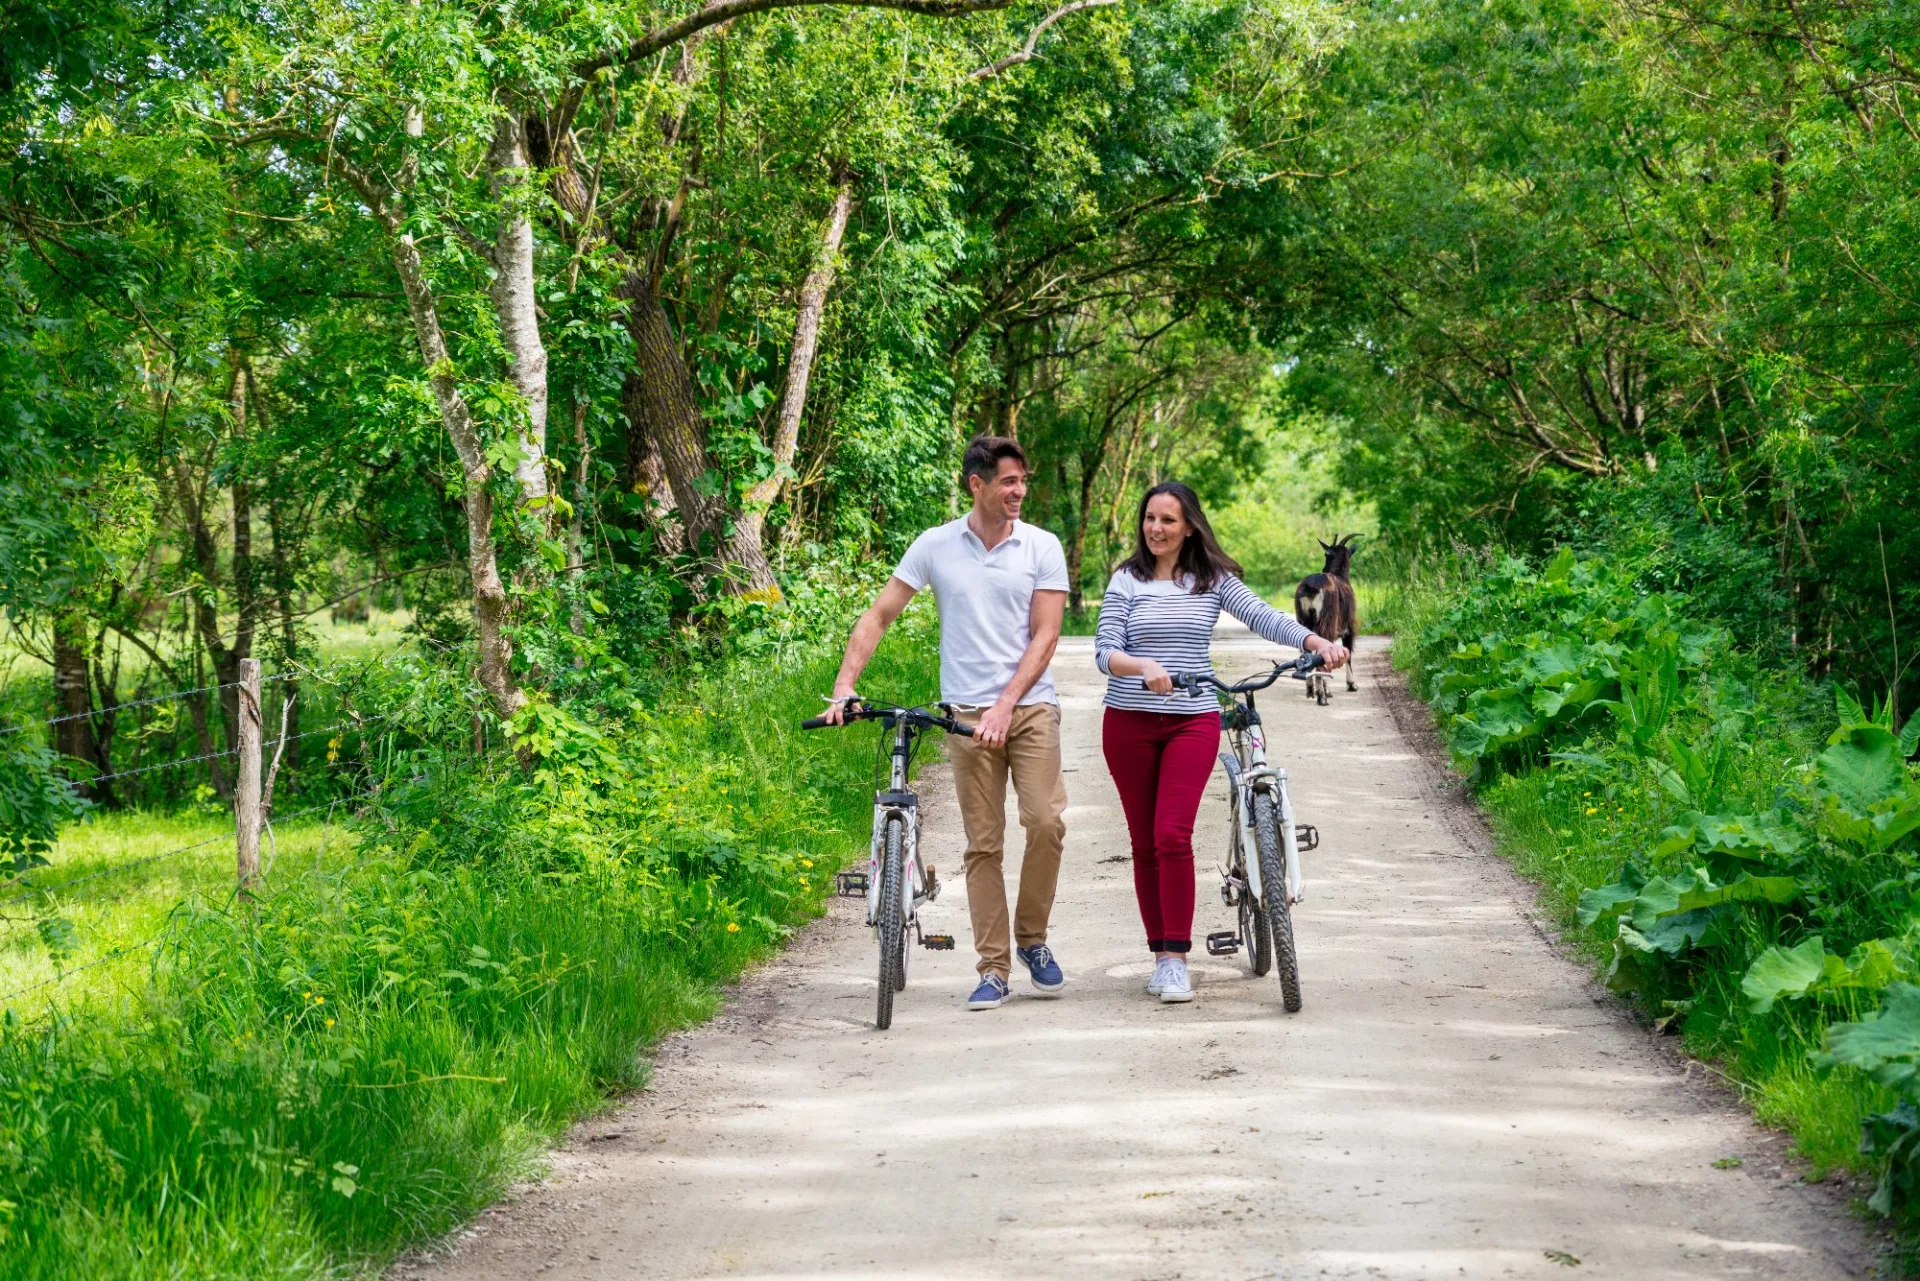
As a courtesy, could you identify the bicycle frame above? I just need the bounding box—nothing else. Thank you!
[852,710,954,942]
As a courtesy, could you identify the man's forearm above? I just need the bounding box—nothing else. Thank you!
[994,631,1059,708]
[832,610,888,696]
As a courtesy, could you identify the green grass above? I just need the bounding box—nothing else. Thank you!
[0,809,353,1017]
[0,621,939,1278]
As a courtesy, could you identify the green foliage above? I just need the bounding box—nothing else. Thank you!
[1270,0,1919,710]
[0,738,87,873]
[1414,549,1722,778]
[0,619,938,1275]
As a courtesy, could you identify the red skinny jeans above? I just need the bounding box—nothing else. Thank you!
[1101,706,1220,954]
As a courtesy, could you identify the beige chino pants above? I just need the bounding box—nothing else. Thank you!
[948,702,1069,979]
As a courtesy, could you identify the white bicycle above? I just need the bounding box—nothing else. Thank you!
[800,699,971,1030]
[1174,653,1324,1013]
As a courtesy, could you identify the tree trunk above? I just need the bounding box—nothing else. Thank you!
[388,226,522,717]
[623,278,779,593]
[732,169,856,600]
[568,395,590,640]
[265,476,300,790]
[620,371,686,556]
[52,611,103,799]
[487,112,551,505]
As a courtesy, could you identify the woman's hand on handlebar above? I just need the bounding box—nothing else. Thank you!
[1305,635,1350,671]
[1137,657,1174,695]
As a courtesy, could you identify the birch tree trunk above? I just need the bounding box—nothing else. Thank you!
[731,169,856,597]
[387,225,523,716]
[486,113,551,505]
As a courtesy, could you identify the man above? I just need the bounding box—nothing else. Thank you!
[825,435,1070,1011]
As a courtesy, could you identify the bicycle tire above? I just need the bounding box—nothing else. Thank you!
[1230,795,1272,975]
[1251,790,1303,1012]
[876,816,906,1029]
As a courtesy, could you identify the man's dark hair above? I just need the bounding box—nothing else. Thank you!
[960,435,1029,489]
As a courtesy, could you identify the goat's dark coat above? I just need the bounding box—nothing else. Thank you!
[1294,535,1359,690]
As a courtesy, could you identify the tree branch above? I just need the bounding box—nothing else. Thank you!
[575,0,1021,80]
[968,0,1118,79]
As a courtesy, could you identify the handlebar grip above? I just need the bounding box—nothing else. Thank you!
[800,716,831,730]
[948,722,975,738]
[1301,651,1326,671]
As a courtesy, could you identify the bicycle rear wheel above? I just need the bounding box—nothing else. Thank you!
[875,816,906,1029]
[1251,790,1302,1012]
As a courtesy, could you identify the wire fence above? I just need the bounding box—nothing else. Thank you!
[0,672,295,739]
[0,640,497,1012]
[0,784,386,1006]
[80,716,389,789]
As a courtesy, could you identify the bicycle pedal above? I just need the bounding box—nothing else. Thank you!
[1295,824,1319,852]
[920,934,956,950]
[835,871,869,897]
[1205,931,1241,956]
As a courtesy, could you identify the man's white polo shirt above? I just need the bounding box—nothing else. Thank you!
[892,516,1070,707]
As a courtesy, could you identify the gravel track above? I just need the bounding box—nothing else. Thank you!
[397,627,1876,1280]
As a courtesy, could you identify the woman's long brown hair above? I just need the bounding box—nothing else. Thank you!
[1119,481,1243,594]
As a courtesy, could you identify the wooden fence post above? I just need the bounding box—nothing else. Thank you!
[235,658,262,896]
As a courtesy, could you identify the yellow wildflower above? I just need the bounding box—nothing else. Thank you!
[726,922,742,934]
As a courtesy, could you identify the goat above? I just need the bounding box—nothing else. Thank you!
[1293,534,1359,693]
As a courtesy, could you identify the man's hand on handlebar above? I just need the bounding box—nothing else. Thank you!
[1305,635,1350,671]
[822,690,860,726]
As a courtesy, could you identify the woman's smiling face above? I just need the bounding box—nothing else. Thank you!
[1142,493,1191,564]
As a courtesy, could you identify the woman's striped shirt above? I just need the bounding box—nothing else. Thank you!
[1093,570,1313,714]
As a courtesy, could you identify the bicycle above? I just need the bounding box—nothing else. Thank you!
[1172,653,1325,1013]
[800,699,973,1030]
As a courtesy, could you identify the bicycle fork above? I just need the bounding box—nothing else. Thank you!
[1229,765,1305,908]
[861,792,955,949]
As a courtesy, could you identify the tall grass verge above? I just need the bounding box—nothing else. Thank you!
[0,614,938,1278]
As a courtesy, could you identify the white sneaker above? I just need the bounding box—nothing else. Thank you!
[1147,956,1175,997]
[1159,957,1194,1003]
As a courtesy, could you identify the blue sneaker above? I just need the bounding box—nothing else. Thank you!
[967,974,1010,1010]
[1017,944,1066,996]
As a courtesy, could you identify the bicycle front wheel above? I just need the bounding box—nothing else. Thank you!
[1251,790,1302,1012]
[875,816,906,1029]
[1230,794,1271,975]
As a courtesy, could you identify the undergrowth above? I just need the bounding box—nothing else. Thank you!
[0,596,938,1277]
[1395,546,1920,1246]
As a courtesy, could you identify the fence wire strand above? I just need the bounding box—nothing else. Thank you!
[0,672,295,739]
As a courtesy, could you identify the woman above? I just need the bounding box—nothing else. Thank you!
[1094,482,1349,1004]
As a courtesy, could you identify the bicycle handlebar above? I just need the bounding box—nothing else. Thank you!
[1172,651,1324,695]
[800,702,974,737]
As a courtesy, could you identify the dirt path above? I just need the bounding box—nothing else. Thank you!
[399,629,1875,1281]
